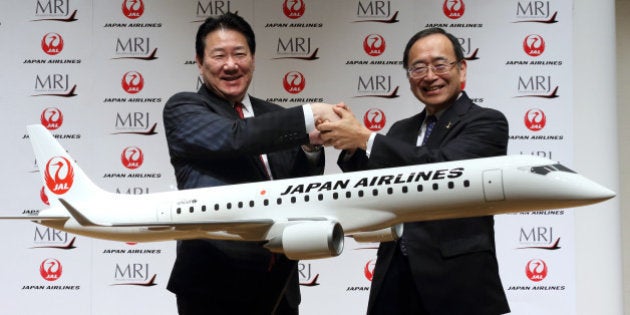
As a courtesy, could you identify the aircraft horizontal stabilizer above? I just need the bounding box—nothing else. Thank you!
[0,215,69,221]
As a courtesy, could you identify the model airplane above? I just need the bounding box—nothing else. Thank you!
[0,125,615,260]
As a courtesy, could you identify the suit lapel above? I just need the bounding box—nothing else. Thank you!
[424,92,472,147]
[198,85,240,119]
[250,97,275,179]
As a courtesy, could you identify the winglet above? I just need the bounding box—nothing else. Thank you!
[58,198,108,227]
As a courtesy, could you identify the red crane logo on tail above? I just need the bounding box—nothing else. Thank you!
[45,156,74,195]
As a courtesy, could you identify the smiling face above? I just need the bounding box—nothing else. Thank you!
[196,28,255,104]
[406,33,466,114]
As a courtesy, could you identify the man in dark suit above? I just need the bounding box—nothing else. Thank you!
[163,13,339,315]
[318,28,511,315]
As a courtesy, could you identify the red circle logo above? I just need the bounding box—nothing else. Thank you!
[363,108,386,131]
[122,0,144,19]
[40,258,63,281]
[524,108,546,131]
[525,259,548,282]
[41,107,63,130]
[363,34,386,57]
[122,71,144,94]
[41,32,64,56]
[283,71,306,94]
[121,146,144,170]
[443,0,465,19]
[364,259,376,281]
[45,156,74,195]
[283,0,305,19]
[523,34,545,57]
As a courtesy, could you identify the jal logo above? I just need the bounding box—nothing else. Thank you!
[283,0,305,19]
[525,258,548,282]
[45,156,74,195]
[363,34,386,57]
[363,108,386,131]
[40,107,64,130]
[523,34,545,57]
[40,186,50,205]
[524,108,546,131]
[121,146,144,170]
[41,32,64,55]
[40,258,63,281]
[121,71,144,94]
[122,0,144,19]
[282,71,306,94]
[443,0,465,19]
[364,259,376,281]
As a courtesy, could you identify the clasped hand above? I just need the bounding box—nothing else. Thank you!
[310,103,371,151]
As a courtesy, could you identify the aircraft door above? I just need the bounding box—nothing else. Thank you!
[482,169,505,202]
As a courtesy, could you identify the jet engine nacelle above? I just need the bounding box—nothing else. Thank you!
[351,224,403,243]
[265,221,344,260]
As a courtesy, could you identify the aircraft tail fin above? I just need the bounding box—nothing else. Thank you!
[27,124,107,207]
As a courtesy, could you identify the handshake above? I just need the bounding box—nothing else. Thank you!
[308,102,372,151]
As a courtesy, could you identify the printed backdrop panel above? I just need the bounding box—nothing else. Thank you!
[0,1,573,314]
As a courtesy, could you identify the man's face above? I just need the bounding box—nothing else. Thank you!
[406,33,466,114]
[196,28,254,103]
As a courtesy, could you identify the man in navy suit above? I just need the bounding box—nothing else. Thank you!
[318,28,511,315]
[163,13,339,315]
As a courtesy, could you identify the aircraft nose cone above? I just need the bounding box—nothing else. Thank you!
[590,185,616,201]
[572,177,616,202]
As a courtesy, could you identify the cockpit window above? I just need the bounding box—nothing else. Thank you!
[530,163,576,175]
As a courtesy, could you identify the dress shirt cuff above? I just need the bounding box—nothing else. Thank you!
[365,132,377,158]
[302,104,315,133]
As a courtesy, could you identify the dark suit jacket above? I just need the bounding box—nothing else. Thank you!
[163,85,324,312]
[340,92,510,315]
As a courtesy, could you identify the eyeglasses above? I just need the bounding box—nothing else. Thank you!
[407,61,459,79]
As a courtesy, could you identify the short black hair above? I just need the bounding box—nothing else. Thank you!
[402,27,464,70]
[195,12,256,61]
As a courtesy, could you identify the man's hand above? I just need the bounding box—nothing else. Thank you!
[317,106,372,150]
[311,102,344,124]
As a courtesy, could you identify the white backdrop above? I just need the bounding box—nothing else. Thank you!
[0,1,618,314]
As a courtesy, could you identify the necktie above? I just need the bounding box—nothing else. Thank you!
[401,115,438,256]
[421,115,437,146]
[234,102,245,119]
[234,102,272,180]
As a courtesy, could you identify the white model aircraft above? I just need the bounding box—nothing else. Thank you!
[0,125,615,260]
